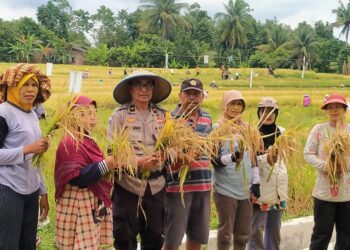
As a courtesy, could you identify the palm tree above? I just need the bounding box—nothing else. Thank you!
[288,26,319,69]
[332,0,350,42]
[139,0,190,67]
[215,0,253,63]
[256,24,290,53]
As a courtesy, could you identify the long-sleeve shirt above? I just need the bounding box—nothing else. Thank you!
[69,161,109,188]
[212,139,254,200]
[304,122,350,202]
[0,102,47,195]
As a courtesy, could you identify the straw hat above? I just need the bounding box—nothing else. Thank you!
[113,70,171,104]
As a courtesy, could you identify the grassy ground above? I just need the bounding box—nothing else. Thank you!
[1,63,349,249]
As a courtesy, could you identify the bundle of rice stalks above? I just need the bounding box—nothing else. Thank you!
[110,125,138,180]
[154,112,209,165]
[323,126,350,196]
[206,116,241,158]
[153,111,213,205]
[266,129,301,182]
[32,97,76,167]
[238,122,264,167]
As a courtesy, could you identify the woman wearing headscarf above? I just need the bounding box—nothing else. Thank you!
[247,97,288,250]
[54,96,116,250]
[304,94,350,250]
[212,90,260,250]
[0,63,51,250]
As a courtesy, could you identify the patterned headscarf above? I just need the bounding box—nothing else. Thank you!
[0,63,51,105]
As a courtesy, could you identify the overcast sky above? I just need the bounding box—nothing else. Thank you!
[0,0,340,29]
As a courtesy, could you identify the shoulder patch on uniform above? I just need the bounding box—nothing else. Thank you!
[153,104,167,113]
[115,104,128,112]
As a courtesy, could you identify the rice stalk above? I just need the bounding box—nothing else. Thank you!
[266,129,301,182]
[32,96,77,167]
[238,122,264,167]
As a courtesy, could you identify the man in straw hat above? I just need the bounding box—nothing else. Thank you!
[108,70,172,250]
[163,78,212,250]
[0,63,51,249]
[304,94,350,250]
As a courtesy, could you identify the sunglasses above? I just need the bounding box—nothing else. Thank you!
[132,81,154,90]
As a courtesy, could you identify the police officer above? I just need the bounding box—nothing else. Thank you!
[108,70,172,250]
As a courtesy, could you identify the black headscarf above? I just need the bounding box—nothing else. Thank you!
[258,107,281,150]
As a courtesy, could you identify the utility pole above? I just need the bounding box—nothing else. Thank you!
[301,56,306,80]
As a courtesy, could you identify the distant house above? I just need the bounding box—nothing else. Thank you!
[33,46,87,65]
[70,46,87,65]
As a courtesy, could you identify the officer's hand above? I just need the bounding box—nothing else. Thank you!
[138,155,161,170]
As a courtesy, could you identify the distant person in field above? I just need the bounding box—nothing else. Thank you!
[108,69,112,76]
[220,65,225,80]
[210,80,218,89]
[247,97,287,250]
[54,96,115,249]
[123,68,127,77]
[304,94,350,250]
[0,63,51,249]
[195,65,200,76]
[224,66,230,80]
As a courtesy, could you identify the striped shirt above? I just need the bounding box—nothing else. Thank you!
[166,105,212,193]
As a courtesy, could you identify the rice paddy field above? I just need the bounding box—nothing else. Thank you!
[1,63,350,249]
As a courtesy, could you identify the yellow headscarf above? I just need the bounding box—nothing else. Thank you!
[7,73,38,111]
